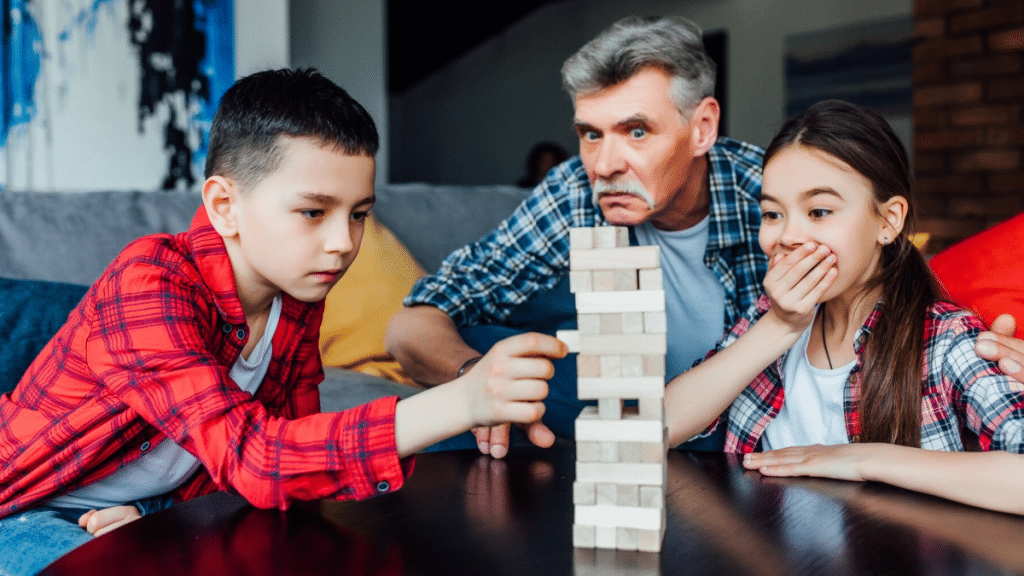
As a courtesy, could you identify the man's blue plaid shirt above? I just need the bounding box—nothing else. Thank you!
[405,137,768,334]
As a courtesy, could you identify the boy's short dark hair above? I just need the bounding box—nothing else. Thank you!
[205,68,379,188]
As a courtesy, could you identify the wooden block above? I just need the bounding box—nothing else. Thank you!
[578,314,601,334]
[577,441,601,462]
[638,268,663,290]
[595,526,617,549]
[576,462,664,486]
[598,398,623,420]
[598,313,622,334]
[599,442,619,463]
[574,481,596,505]
[622,312,644,334]
[556,330,580,353]
[643,311,666,334]
[596,482,616,505]
[619,442,642,463]
[592,270,615,292]
[637,528,663,553]
[573,523,595,548]
[574,505,664,530]
[640,485,664,509]
[569,271,593,293]
[599,355,621,377]
[641,441,666,463]
[578,355,601,377]
[621,355,643,377]
[614,269,638,291]
[642,355,665,377]
[638,397,663,420]
[577,334,666,355]
[593,226,629,248]
[569,227,594,250]
[616,484,639,506]
[577,376,663,399]
[576,418,663,443]
[569,246,661,270]
[617,527,639,551]
[576,290,665,313]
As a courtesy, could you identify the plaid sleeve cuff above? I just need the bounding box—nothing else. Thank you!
[338,396,415,499]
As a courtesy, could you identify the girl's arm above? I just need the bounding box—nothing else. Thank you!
[744,444,1024,515]
[665,242,837,446]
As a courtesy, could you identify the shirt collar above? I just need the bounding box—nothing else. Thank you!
[186,206,247,325]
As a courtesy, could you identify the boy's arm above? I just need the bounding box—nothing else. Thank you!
[89,267,406,508]
[665,242,836,446]
[744,444,1024,515]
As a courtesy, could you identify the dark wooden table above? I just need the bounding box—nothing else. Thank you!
[41,445,1024,576]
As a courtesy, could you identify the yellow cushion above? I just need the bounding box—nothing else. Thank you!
[319,215,425,385]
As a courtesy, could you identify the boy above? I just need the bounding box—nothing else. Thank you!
[0,69,565,575]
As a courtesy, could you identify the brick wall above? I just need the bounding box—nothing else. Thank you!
[914,0,1024,253]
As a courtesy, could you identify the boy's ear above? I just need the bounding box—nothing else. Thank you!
[202,176,241,238]
[687,97,720,157]
[878,195,908,244]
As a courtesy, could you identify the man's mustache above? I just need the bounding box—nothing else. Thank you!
[592,179,655,209]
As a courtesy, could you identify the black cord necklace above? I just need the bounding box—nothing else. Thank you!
[821,307,834,369]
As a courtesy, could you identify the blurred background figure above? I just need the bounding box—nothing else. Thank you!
[516,141,569,188]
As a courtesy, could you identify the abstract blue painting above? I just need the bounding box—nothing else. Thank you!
[1,0,234,191]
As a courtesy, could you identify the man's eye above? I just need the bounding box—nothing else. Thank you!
[582,130,600,141]
[629,127,646,138]
[300,209,324,219]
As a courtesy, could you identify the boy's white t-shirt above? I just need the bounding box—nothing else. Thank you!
[761,312,855,451]
[50,295,283,510]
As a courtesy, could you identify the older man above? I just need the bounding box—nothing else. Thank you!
[386,16,765,456]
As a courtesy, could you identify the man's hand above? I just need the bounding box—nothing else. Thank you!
[762,242,837,332]
[78,505,141,537]
[473,421,555,459]
[976,314,1024,382]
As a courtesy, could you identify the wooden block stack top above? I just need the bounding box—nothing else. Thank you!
[558,226,667,553]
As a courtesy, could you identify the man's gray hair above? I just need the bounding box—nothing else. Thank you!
[561,16,716,115]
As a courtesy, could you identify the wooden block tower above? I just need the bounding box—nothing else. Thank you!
[556,226,667,553]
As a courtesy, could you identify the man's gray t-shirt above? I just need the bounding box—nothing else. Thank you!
[635,216,726,380]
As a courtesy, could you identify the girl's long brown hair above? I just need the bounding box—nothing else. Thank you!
[763,100,940,447]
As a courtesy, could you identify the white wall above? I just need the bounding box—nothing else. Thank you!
[289,0,389,183]
[390,0,912,185]
[237,0,290,76]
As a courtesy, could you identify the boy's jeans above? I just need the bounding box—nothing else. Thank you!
[0,505,93,576]
[0,496,172,576]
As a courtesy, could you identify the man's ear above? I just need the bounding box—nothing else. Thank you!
[878,195,909,244]
[688,97,720,157]
[202,176,241,238]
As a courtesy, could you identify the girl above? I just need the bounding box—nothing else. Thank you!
[664,100,1024,513]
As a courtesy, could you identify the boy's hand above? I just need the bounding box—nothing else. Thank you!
[78,505,141,537]
[976,314,1024,382]
[763,242,837,332]
[462,333,567,443]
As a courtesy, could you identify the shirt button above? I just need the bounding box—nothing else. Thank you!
[376,481,390,493]
[849,373,860,385]
[222,324,232,334]
[141,441,151,452]
[235,328,246,341]
[851,435,860,442]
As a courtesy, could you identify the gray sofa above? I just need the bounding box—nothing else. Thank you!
[0,184,529,410]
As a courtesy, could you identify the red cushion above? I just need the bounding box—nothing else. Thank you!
[929,212,1024,338]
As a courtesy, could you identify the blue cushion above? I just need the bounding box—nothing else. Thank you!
[0,278,88,394]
